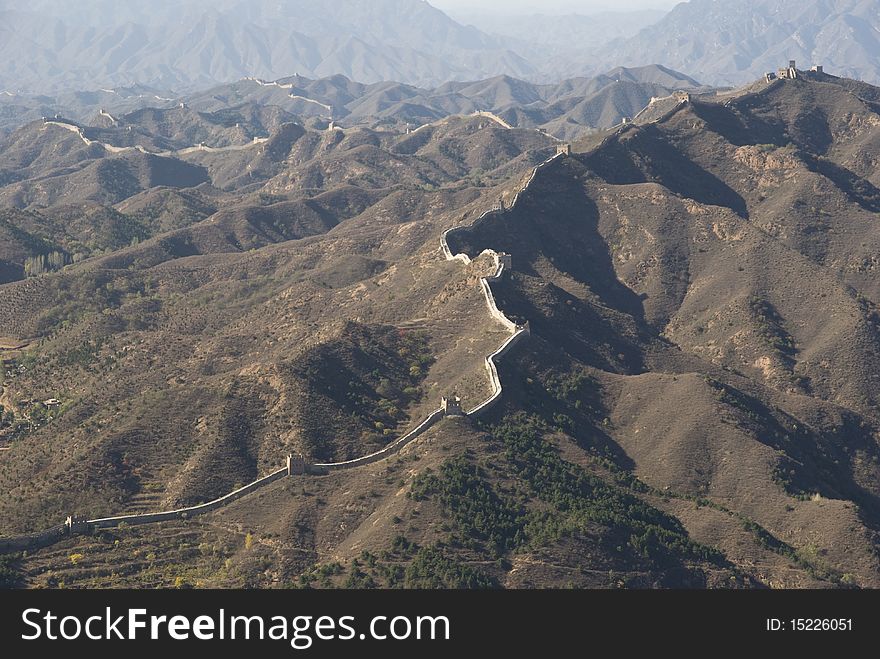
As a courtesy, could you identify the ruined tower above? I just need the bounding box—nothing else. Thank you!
[441,395,464,416]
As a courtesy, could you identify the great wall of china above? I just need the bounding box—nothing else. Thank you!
[3,76,766,554]
[42,119,270,157]
[0,134,566,555]
[246,77,334,112]
[1,81,695,553]
[0,64,827,557]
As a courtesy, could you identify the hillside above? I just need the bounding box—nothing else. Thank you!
[3,71,880,589]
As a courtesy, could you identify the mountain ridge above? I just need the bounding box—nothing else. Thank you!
[3,71,880,588]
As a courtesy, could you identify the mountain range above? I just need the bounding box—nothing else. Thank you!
[7,0,880,93]
[0,65,705,141]
[3,67,880,588]
[596,0,880,86]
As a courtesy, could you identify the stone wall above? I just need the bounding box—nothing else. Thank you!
[0,140,565,556]
[86,466,290,531]
[314,408,446,472]
[0,524,67,553]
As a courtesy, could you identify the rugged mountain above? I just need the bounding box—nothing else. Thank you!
[598,0,880,86]
[8,0,880,95]
[0,69,704,178]
[185,68,705,141]
[4,71,880,590]
[0,0,534,93]
[0,86,178,138]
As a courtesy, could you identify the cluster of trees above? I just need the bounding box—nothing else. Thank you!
[489,414,725,566]
[396,330,435,379]
[408,413,723,568]
[23,251,71,277]
[403,546,496,588]
[410,458,525,556]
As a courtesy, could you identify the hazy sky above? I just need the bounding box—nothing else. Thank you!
[432,0,681,14]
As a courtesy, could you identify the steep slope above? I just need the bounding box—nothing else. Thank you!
[444,72,880,587]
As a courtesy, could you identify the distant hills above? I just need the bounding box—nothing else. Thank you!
[0,66,705,141]
[0,0,533,92]
[593,0,880,86]
[8,0,880,94]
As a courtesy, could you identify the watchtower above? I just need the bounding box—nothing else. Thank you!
[441,395,464,416]
[779,60,798,79]
[64,515,88,536]
[556,144,571,156]
[674,91,691,103]
[497,252,512,273]
[811,65,823,73]
[287,454,307,476]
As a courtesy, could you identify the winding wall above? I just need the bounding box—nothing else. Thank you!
[440,150,566,414]
[247,78,333,112]
[0,143,563,553]
[43,120,269,157]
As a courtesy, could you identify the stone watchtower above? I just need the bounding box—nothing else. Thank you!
[778,60,798,79]
[64,515,88,536]
[556,144,571,156]
[497,252,512,273]
[441,395,464,416]
[287,454,307,476]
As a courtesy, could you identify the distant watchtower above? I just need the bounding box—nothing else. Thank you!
[556,144,571,156]
[778,60,798,79]
[441,395,464,416]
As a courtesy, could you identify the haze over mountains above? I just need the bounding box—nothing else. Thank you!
[6,0,880,94]
[0,0,533,92]
[600,0,880,86]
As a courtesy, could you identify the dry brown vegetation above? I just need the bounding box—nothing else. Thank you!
[3,72,880,589]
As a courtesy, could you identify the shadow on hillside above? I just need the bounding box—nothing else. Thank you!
[453,161,648,324]
[690,101,788,147]
[804,156,880,213]
[492,276,647,376]
[713,380,880,529]
[0,261,22,285]
[581,126,749,218]
[491,345,638,473]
